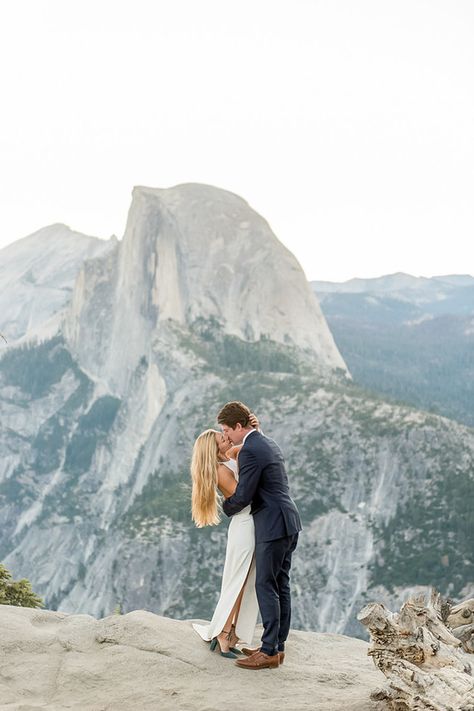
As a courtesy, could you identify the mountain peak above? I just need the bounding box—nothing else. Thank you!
[132,182,250,205]
[65,183,348,391]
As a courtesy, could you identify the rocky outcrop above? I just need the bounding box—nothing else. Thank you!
[0,604,385,711]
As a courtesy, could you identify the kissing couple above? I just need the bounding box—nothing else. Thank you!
[191,401,302,669]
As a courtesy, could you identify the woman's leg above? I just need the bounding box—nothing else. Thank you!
[217,556,254,651]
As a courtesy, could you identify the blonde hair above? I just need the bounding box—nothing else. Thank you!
[191,429,221,527]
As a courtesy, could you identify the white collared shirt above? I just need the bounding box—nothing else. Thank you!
[242,429,258,445]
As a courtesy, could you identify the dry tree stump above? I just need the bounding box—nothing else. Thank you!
[357,590,474,711]
[449,599,474,655]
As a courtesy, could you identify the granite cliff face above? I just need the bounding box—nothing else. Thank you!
[65,184,346,394]
[0,185,472,638]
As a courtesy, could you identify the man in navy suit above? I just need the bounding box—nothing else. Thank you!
[218,401,302,670]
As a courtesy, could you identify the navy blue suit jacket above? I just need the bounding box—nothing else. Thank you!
[222,430,302,543]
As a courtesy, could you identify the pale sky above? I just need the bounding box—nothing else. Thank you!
[0,0,473,281]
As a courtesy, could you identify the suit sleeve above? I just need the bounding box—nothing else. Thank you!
[222,447,262,517]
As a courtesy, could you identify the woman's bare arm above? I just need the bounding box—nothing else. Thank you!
[217,464,238,499]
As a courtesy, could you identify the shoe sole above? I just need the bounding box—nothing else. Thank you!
[235,663,279,669]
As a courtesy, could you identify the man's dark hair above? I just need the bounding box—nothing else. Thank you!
[217,401,251,428]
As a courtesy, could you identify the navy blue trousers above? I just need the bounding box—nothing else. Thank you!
[255,533,299,656]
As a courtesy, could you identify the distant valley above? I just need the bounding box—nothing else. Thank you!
[312,273,474,427]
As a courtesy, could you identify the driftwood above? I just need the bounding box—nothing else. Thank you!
[357,590,474,711]
[449,599,474,654]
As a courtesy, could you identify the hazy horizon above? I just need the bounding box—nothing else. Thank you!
[3,215,473,285]
[1,0,473,281]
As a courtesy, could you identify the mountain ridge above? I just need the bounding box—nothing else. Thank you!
[312,272,474,294]
[0,224,115,346]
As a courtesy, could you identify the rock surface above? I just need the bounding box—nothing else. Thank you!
[0,604,385,711]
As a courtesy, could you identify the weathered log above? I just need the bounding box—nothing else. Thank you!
[448,599,474,627]
[358,590,474,711]
[452,624,474,654]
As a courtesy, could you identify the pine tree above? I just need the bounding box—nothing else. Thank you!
[0,563,44,608]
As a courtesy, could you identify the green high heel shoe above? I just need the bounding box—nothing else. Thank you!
[210,631,238,659]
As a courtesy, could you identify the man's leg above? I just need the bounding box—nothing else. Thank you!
[255,536,292,656]
[276,533,298,652]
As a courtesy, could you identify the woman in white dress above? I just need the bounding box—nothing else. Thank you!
[190,424,259,658]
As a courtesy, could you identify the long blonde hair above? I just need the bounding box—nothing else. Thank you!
[191,429,221,527]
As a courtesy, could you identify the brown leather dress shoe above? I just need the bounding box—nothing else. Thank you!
[235,651,280,669]
[241,647,285,664]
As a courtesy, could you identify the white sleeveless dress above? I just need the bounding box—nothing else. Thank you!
[192,458,259,645]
